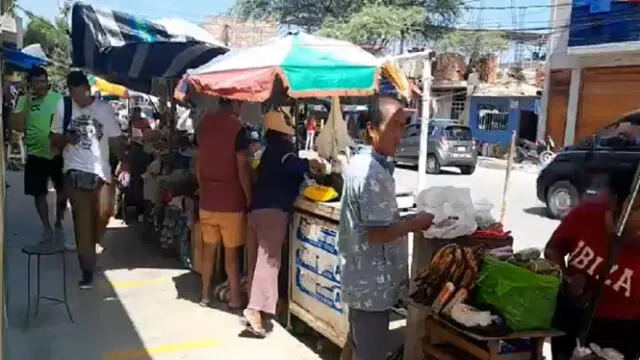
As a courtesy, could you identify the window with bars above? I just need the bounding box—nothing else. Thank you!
[450,92,466,120]
[477,104,509,131]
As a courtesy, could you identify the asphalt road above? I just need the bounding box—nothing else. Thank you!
[393,163,561,251]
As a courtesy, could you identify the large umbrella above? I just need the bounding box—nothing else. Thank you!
[70,2,228,94]
[175,32,409,102]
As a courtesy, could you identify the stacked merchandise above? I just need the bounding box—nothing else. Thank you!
[412,245,562,337]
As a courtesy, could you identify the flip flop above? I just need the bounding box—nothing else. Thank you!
[242,309,266,338]
[199,298,211,308]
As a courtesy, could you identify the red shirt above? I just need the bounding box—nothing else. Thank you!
[197,109,247,212]
[548,201,640,320]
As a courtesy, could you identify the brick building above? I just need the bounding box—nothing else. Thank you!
[201,16,278,48]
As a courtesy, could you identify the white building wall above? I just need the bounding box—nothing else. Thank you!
[540,0,640,145]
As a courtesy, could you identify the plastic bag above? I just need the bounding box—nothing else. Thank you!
[416,186,477,239]
[474,199,496,229]
[315,96,350,161]
[476,257,561,331]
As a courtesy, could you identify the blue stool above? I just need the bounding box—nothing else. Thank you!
[22,241,74,328]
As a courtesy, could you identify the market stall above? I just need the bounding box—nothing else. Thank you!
[177,31,412,344]
[70,2,228,265]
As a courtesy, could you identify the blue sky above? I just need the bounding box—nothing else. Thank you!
[19,0,552,30]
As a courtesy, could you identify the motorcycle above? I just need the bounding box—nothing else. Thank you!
[515,137,555,164]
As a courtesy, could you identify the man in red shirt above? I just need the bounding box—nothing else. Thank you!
[196,98,252,309]
[305,116,317,151]
[545,169,640,359]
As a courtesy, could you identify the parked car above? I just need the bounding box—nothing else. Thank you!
[536,112,640,219]
[395,120,478,174]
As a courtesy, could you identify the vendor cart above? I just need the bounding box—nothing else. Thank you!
[287,194,415,347]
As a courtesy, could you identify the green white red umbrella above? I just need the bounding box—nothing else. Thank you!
[175,32,408,102]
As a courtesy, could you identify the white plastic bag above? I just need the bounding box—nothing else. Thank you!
[315,96,350,161]
[474,198,496,229]
[416,186,477,239]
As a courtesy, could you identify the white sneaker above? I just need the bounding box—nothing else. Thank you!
[55,226,76,251]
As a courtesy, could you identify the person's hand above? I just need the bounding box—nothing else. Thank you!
[117,170,131,188]
[309,159,324,174]
[408,212,435,231]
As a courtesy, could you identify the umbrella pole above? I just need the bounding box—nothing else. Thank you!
[167,80,177,174]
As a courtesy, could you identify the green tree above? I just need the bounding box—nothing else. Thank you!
[436,30,509,57]
[231,0,464,45]
[22,1,72,90]
[318,5,424,49]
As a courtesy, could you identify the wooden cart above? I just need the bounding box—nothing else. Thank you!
[424,315,563,360]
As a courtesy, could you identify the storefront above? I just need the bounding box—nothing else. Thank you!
[540,0,640,147]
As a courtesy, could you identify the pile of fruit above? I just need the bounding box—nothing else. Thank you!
[410,244,485,305]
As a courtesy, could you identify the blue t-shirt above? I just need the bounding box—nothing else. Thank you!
[250,137,309,212]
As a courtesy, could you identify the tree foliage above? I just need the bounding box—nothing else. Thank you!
[318,5,424,49]
[22,1,72,90]
[231,0,465,46]
[436,30,509,57]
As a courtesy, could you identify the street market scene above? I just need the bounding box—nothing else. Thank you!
[1,0,640,359]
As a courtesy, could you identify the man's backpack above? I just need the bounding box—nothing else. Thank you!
[51,96,73,156]
[62,96,72,134]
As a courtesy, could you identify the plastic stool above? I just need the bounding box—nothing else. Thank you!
[22,241,74,328]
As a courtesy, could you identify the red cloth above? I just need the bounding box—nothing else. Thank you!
[197,109,245,212]
[547,201,640,320]
[472,223,510,238]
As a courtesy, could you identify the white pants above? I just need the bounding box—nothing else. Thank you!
[306,130,315,150]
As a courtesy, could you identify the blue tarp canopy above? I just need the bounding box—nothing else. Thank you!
[70,2,228,94]
[2,47,48,70]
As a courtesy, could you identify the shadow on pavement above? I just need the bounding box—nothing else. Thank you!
[394,163,463,176]
[100,225,183,271]
[522,206,551,218]
[4,171,152,360]
[171,271,244,318]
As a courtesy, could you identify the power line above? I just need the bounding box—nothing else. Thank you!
[466,3,573,10]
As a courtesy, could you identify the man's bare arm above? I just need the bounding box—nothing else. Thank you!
[236,150,253,208]
[366,213,434,245]
[49,133,72,153]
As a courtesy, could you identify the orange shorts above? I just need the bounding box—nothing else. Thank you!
[199,210,246,248]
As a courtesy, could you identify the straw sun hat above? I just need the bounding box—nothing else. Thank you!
[264,111,295,135]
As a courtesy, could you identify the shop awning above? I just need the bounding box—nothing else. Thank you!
[2,46,48,70]
[70,2,228,94]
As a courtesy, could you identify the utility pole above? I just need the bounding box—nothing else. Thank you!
[417,57,432,192]
[0,0,6,357]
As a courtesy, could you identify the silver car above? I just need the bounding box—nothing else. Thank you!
[395,120,478,174]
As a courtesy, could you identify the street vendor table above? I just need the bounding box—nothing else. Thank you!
[404,231,514,360]
[424,314,563,360]
[287,194,414,347]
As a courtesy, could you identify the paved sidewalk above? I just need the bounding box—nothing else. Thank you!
[4,170,324,360]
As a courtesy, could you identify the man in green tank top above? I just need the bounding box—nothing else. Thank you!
[10,67,67,242]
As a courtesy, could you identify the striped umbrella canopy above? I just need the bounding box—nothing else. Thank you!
[71,2,228,94]
[176,32,409,102]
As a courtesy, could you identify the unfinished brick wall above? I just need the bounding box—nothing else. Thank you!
[201,16,279,48]
[433,53,466,81]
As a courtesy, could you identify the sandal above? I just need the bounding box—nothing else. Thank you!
[199,297,211,308]
[242,309,266,338]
